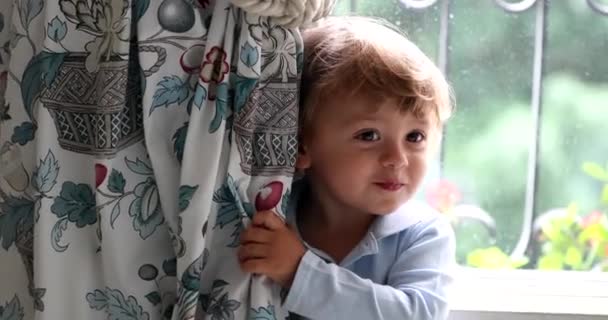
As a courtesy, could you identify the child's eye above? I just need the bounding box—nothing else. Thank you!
[355,130,380,142]
[406,131,426,143]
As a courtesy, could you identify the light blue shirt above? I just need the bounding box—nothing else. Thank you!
[283,190,456,320]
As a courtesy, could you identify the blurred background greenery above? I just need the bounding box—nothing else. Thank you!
[332,0,608,268]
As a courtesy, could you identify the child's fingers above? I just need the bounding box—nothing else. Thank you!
[238,243,270,261]
[252,210,284,231]
[240,226,274,244]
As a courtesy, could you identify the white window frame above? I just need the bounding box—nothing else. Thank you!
[448,267,608,319]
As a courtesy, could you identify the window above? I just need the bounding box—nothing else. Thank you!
[333,0,608,318]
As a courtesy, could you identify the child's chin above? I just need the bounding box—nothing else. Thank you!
[370,203,402,215]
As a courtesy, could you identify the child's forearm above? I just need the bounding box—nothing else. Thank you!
[284,251,450,320]
[283,217,455,320]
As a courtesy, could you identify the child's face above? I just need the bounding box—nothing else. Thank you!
[297,94,440,215]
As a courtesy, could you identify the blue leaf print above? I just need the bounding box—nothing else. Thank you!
[18,0,43,28]
[243,202,255,219]
[145,292,161,306]
[47,16,67,42]
[280,189,290,217]
[212,175,245,228]
[108,169,126,194]
[234,76,257,114]
[0,295,24,320]
[129,178,164,239]
[227,223,243,248]
[133,0,150,23]
[32,150,59,193]
[250,305,277,320]
[51,217,69,252]
[86,289,109,310]
[150,76,190,115]
[193,84,208,110]
[208,293,240,320]
[181,249,209,291]
[209,83,229,133]
[240,42,259,68]
[86,287,150,320]
[21,52,67,121]
[51,182,96,227]
[11,122,36,145]
[110,201,121,228]
[178,185,199,212]
[172,122,188,163]
[125,157,154,176]
[0,197,35,250]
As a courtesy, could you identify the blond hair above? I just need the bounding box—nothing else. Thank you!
[300,16,453,131]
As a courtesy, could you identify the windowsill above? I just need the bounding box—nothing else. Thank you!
[450,267,608,317]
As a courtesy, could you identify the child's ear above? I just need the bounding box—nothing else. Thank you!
[295,140,311,170]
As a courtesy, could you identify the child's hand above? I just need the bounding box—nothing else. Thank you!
[238,210,306,288]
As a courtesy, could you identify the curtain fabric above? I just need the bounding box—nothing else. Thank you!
[0,0,305,319]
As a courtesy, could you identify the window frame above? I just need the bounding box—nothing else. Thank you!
[449,267,608,319]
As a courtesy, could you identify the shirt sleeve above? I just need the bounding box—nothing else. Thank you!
[283,216,456,320]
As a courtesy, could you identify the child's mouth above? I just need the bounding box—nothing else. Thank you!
[374,182,404,191]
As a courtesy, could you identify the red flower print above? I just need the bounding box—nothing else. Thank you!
[199,46,230,84]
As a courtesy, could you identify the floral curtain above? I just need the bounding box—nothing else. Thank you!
[0,0,304,319]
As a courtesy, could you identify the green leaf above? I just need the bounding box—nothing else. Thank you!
[250,305,276,320]
[107,169,126,194]
[181,250,208,291]
[212,175,242,228]
[178,185,198,212]
[280,189,290,217]
[601,184,608,206]
[564,247,583,268]
[240,42,259,68]
[466,246,512,269]
[32,150,59,193]
[150,76,190,115]
[86,289,109,310]
[51,217,69,252]
[110,201,121,229]
[0,295,25,320]
[87,287,150,320]
[133,0,150,23]
[209,83,229,133]
[578,222,608,244]
[125,157,154,176]
[19,0,44,27]
[51,182,96,227]
[145,292,161,306]
[172,122,188,163]
[233,75,257,113]
[193,84,207,110]
[509,256,530,269]
[538,252,564,270]
[21,52,66,121]
[129,178,163,239]
[582,162,608,182]
[0,196,35,250]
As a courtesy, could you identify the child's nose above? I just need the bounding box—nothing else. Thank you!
[380,143,408,168]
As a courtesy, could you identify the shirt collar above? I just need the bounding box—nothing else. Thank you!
[287,179,438,241]
[369,200,438,240]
